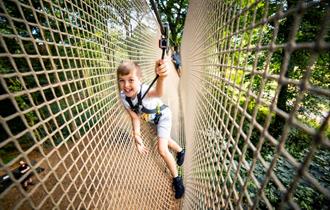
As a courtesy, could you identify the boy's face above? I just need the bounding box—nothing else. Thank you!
[118,68,140,98]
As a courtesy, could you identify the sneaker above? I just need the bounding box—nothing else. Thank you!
[173,176,185,199]
[176,149,185,166]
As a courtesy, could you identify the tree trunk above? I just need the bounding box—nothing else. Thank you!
[271,0,297,139]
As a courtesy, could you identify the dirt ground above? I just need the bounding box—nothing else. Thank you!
[0,62,183,210]
[0,131,182,209]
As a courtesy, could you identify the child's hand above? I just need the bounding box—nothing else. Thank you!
[155,59,169,78]
[136,143,149,155]
[135,136,149,155]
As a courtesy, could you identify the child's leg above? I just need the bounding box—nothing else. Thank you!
[168,138,182,152]
[157,109,185,199]
[158,138,178,177]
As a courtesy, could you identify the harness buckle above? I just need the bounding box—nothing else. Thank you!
[153,104,162,124]
[156,104,161,114]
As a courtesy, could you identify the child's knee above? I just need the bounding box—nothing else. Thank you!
[158,139,169,157]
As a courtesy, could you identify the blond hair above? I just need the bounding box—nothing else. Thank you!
[116,60,142,79]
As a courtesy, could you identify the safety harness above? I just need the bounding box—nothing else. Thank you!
[125,1,169,125]
[125,86,167,124]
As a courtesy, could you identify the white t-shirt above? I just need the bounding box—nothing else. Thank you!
[120,84,172,138]
[120,84,164,112]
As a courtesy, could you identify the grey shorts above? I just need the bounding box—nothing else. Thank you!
[156,107,172,139]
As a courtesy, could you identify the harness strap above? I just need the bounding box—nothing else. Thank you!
[141,104,167,114]
[125,86,167,115]
[125,90,142,114]
[125,96,134,109]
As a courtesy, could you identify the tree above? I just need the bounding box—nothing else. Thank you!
[155,0,188,47]
[270,0,330,138]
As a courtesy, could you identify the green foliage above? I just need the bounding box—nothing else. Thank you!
[0,150,18,164]
[268,151,330,209]
[0,0,107,162]
[231,93,329,209]
[155,0,189,47]
[0,0,328,209]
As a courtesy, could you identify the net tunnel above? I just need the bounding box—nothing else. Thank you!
[0,0,329,209]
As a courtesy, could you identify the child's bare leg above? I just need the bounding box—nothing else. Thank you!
[158,138,178,177]
[168,138,183,153]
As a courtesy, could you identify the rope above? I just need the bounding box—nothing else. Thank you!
[181,1,330,209]
[141,0,169,100]
[149,0,165,35]
[0,0,181,209]
[0,0,329,210]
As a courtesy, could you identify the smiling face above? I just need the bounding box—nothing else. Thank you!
[117,61,142,98]
[118,69,140,97]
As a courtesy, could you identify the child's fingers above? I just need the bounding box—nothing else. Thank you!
[156,59,164,66]
[142,146,149,155]
[156,58,170,67]
[157,63,169,76]
[155,59,170,77]
[144,147,149,154]
[157,70,168,77]
[157,65,166,74]
[138,145,149,155]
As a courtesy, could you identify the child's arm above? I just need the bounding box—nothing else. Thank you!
[126,108,148,155]
[148,59,169,98]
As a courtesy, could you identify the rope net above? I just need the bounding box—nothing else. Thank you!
[0,0,183,209]
[1,0,330,209]
[181,0,329,209]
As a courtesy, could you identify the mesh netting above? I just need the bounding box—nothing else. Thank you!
[1,0,330,209]
[0,0,183,209]
[181,0,330,209]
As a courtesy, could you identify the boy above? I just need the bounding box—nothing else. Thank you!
[117,59,185,199]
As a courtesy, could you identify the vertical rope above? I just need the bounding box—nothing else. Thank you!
[0,0,182,209]
[181,0,330,209]
[1,0,330,209]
